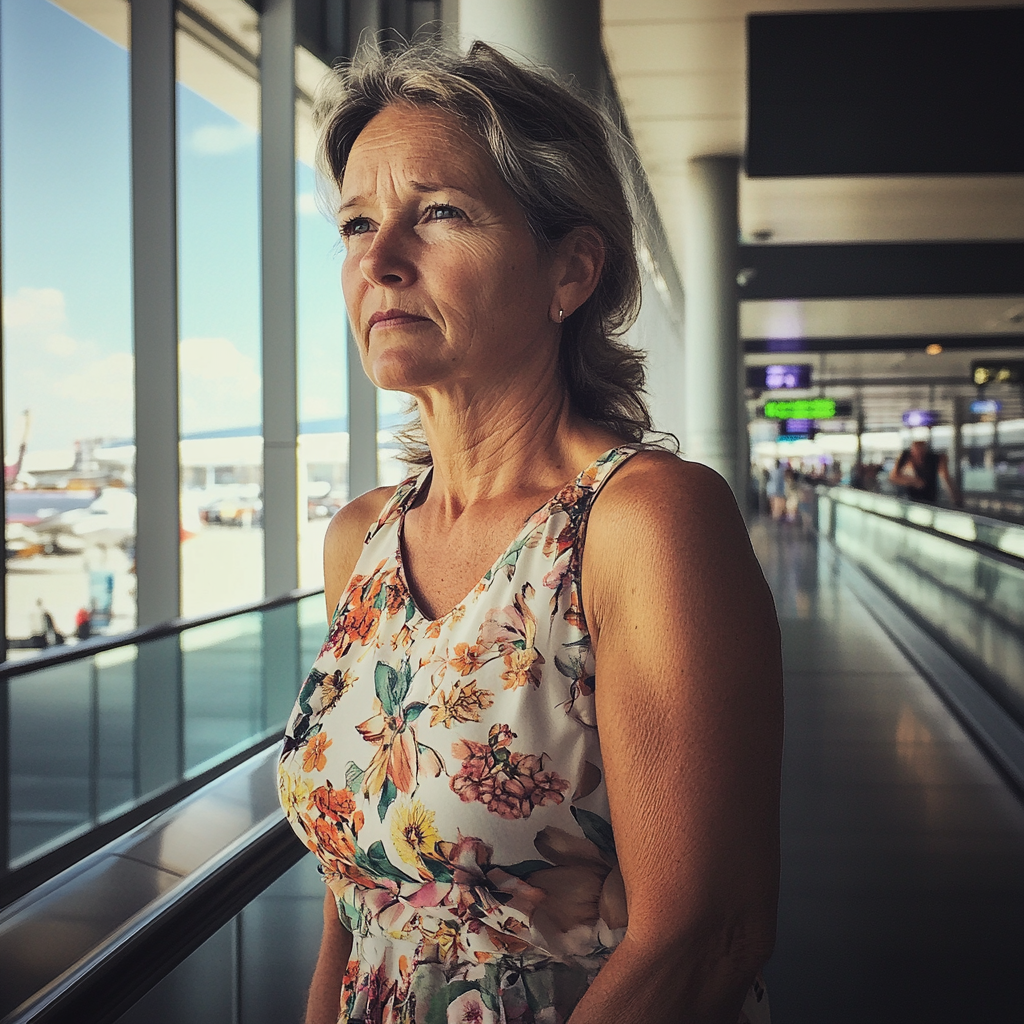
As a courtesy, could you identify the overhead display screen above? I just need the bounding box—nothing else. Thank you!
[747,364,813,390]
[747,8,1024,175]
[764,398,836,420]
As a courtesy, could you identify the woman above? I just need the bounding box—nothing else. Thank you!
[279,41,783,1024]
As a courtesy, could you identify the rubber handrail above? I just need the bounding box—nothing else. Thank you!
[1,586,324,680]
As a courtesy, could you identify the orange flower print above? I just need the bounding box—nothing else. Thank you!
[500,647,541,691]
[311,783,358,825]
[429,679,495,729]
[302,731,331,773]
[352,658,445,821]
[425,620,442,639]
[449,642,485,676]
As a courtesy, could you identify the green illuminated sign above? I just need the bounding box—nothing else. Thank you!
[763,398,836,420]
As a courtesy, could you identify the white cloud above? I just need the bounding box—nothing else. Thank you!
[188,123,257,155]
[297,192,319,216]
[179,336,261,433]
[3,286,68,332]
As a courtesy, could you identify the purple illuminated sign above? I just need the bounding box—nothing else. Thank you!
[902,410,939,427]
[746,364,812,390]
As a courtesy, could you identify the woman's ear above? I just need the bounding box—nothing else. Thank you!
[552,226,605,320]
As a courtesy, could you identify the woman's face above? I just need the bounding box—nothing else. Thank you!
[338,103,559,396]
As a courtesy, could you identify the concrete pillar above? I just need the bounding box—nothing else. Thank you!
[261,0,299,597]
[683,156,742,498]
[131,0,180,626]
[348,334,379,499]
[457,0,602,93]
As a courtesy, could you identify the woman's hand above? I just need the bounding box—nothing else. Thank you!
[574,454,783,1023]
[305,889,354,1024]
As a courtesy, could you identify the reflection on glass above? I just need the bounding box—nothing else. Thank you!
[182,614,263,773]
[3,595,321,871]
[176,10,263,617]
[2,0,135,650]
[8,643,137,867]
[297,106,349,590]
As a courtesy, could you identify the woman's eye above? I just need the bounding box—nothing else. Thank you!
[423,203,463,222]
[340,216,372,237]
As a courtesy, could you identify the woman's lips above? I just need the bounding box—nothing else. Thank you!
[368,310,430,330]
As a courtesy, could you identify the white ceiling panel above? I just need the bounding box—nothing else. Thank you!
[741,297,1024,340]
[740,176,1024,243]
[606,21,744,75]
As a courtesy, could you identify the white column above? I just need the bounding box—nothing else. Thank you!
[683,156,742,498]
[348,334,379,498]
[261,0,299,597]
[457,0,602,93]
[131,0,180,626]
[130,1,184,793]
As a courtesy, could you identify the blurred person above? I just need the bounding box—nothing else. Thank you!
[766,460,786,520]
[278,41,782,1024]
[783,466,800,522]
[74,606,92,641]
[889,440,962,506]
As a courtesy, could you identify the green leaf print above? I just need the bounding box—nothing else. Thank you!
[378,776,398,821]
[375,662,399,715]
[571,806,617,861]
[418,853,454,883]
[405,599,416,622]
[297,668,323,717]
[356,840,416,884]
[344,761,365,791]
[405,701,427,722]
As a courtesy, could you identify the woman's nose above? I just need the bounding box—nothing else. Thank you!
[359,224,415,287]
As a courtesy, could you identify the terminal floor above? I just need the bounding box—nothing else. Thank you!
[751,518,1024,1022]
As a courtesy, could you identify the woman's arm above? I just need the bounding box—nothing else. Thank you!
[306,486,394,1021]
[572,455,784,1024]
[306,889,354,1024]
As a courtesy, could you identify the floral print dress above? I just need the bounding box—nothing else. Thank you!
[278,446,770,1024]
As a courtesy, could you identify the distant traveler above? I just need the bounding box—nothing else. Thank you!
[889,440,962,506]
[277,41,781,1024]
[766,460,787,519]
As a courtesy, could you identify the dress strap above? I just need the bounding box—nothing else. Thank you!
[363,466,431,544]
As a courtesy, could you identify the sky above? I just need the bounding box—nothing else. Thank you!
[0,0,377,456]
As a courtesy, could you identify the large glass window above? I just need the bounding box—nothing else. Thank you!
[176,2,263,617]
[2,0,135,652]
[296,48,349,591]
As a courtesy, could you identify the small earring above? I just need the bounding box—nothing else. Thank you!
[558,308,565,323]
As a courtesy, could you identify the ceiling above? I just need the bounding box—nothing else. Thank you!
[602,0,1024,428]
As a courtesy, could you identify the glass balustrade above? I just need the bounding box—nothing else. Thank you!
[1,592,327,875]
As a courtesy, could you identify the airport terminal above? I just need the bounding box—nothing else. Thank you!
[1,0,1023,1020]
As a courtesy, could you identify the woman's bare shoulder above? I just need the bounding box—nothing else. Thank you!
[592,450,742,539]
[583,451,763,630]
[323,486,395,616]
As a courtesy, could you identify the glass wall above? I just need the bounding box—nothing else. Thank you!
[2,0,135,650]
[296,48,349,591]
[176,3,264,618]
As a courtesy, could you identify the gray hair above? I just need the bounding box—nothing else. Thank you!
[315,40,651,464]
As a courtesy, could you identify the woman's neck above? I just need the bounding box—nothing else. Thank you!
[411,376,595,515]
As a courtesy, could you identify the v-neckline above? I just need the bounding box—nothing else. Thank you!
[392,447,626,626]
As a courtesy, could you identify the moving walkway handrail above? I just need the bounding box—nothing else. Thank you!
[1,586,324,906]
[1,755,304,1024]
[819,484,1024,565]
[1,587,324,680]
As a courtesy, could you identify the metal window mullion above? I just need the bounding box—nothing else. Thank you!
[131,0,181,627]
[261,0,299,598]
